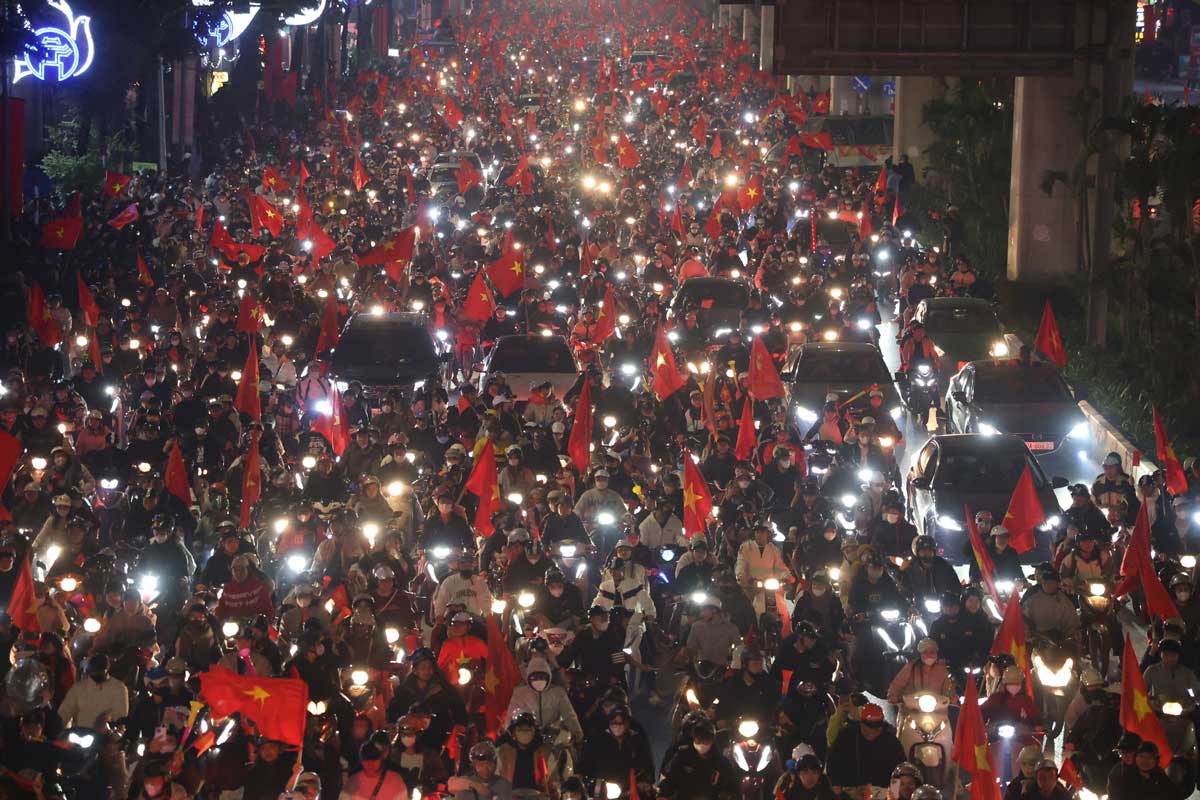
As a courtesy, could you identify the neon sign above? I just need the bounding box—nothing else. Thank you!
[12,0,94,84]
[191,0,325,48]
[284,1,327,27]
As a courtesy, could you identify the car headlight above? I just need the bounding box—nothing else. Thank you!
[979,422,999,436]
[795,406,819,424]
[936,515,962,531]
[989,341,1009,358]
[1067,421,1089,440]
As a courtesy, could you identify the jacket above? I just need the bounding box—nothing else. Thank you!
[825,722,906,788]
[1021,590,1080,638]
[579,729,656,787]
[433,572,494,619]
[685,615,742,666]
[505,666,583,739]
[734,540,788,587]
[886,658,957,705]
[58,675,129,729]
[658,746,739,800]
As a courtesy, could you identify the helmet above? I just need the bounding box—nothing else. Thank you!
[561,777,586,797]
[1002,665,1025,685]
[409,647,437,665]
[545,568,565,584]
[1018,745,1043,765]
[1170,574,1193,590]
[939,590,961,609]
[916,638,938,655]
[510,711,537,730]
[796,621,819,640]
[1136,740,1160,758]
[859,703,885,724]
[151,513,174,530]
[469,741,497,761]
[1038,564,1060,581]
[507,529,531,545]
[911,788,943,800]
[372,565,395,582]
[891,762,921,781]
[1080,668,1105,689]
[506,445,523,457]
[911,535,936,556]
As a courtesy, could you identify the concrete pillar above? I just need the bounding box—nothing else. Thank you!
[829,76,854,115]
[892,77,941,176]
[759,5,774,73]
[1006,76,1080,281]
[742,6,759,46]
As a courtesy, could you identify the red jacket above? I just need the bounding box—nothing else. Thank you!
[981,689,1041,728]
[215,574,274,621]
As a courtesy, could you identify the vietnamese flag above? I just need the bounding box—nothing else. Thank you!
[250,195,283,237]
[199,668,308,746]
[261,166,289,193]
[27,282,62,347]
[951,672,1001,800]
[704,206,723,239]
[310,385,350,456]
[859,195,873,240]
[8,551,40,633]
[874,165,889,196]
[734,398,757,461]
[107,203,139,230]
[136,251,154,287]
[811,92,830,114]
[669,203,685,237]
[738,173,763,212]
[444,97,465,128]
[359,225,417,272]
[236,294,262,334]
[1120,634,1173,767]
[690,115,707,144]
[800,132,834,151]
[456,157,483,195]
[1001,464,1044,554]
[966,505,1001,606]
[1153,405,1188,496]
[314,294,341,354]
[464,439,501,536]
[567,376,593,473]
[579,237,594,276]
[233,344,262,422]
[76,275,100,327]
[781,135,804,163]
[239,439,262,528]
[165,441,192,506]
[352,154,371,192]
[1033,300,1067,368]
[990,593,1033,697]
[102,170,131,197]
[484,615,522,735]
[746,338,785,400]
[40,217,82,249]
[679,159,694,188]
[486,251,526,298]
[649,324,685,400]
[891,194,903,226]
[710,131,722,159]
[616,132,640,169]
[1115,504,1179,620]
[682,450,713,539]
[591,284,617,346]
[461,271,497,322]
[299,220,336,261]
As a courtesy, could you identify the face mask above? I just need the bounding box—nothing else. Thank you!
[530,678,549,692]
[811,586,827,597]
[885,513,900,524]
[921,654,937,665]
[609,724,627,737]
[1006,684,1021,695]
[694,742,712,755]
[516,729,536,745]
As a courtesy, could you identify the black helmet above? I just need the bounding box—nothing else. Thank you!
[545,568,565,584]
[409,647,437,665]
[510,711,538,729]
[151,513,174,530]
[796,621,819,640]
[911,535,936,556]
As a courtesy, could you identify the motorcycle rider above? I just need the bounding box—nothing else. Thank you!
[1107,740,1182,800]
[735,522,789,600]
[773,621,837,692]
[716,646,777,726]
[981,665,1041,728]
[886,638,957,708]
[869,499,917,559]
[774,751,838,800]
[433,550,494,620]
[578,705,655,794]
[658,719,738,800]
[684,596,742,668]
[825,702,906,788]
[449,741,512,800]
[1064,484,1112,538]
[558,605,629,687]
[1092,452,1139,525]
[848,552,905,619]
[504,656,584,742]
[1142,637,1200,700]
[1021,759,1072,800]
[898,535,959,601]
[1021,565,1081,657]
[791,571,846,646]
[1003,745,1044,800]
[929,587,994,674]
[533,568,585,630]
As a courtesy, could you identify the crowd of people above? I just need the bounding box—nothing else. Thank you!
[2,0,1200,799]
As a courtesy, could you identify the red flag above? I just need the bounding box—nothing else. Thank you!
[486,251,526,298]
[682,450,713,539]
[874,166,888,196]
[299,221,336,261]
[198,668,308,746]
[89,335,102,373]
[799,132,834,151]
[616,132,640,169]
[628,768,641,800]
[352,155,371,192]
[738,173,763,212]
[781,135,804,163]
[858,196,873,240]
[704,206,723,239]
[1001,464,1044,554]
[239,440,262,528]
[76,275,100,327]
[165,441,192,506]
[679,159,694,188]
[1153,405,1188,496]
[136,251,154,287]
[966,505,1001,605]
[236,294,262,334]
[710,131,722,158]
[579,238,594,276]
[1115,504,1179,620]
[462,272,497,322]
[990,593,1033,697]
[1034,300,1067,368]
[505,156,531,190]
[8,552,39,632]
[249,195,283,237]
[568,376,593,473]
[1120,634,1173,767]
[891,194,903,226]
[444,98,465,128]
[464,439,501,537]
[591,285,617,346]
[106,203,139,230]
[669,203,685,237]
[40,217,82,249]
[456,157,483,195]
[261,167,290,193]
[102,171,131,197]
[484,616,522,735]
[310,385,350,457]
[690,115,707,144]
[746,337,785,399]
[734,398,757,461]
[649,324,685,400]
[314,295,341,354]
[951,671,1001,800]
[234,345,262,422]
[811,92,830,114]
[195,203,204,233]
[27,283,62,346]
[358,227,417,267]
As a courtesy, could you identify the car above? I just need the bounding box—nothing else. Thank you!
[432,151,485,172]
[905,433,1067,561]
[627,50,661,66]
[427,162,485,210]
[945,360,1089,454]
[515,94,543,111]
[328,312,443,396]
[782,341,903,429]
[476,334,579,401]
[913,297,1017,377]
[667,277,751,339]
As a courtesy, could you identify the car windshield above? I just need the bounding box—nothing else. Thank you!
[335,324,437,367]
[934,449,1046,491]
[922,305,999,333]
[674,282,749,311]
[975,369,1073,403]
[492,337,575,373]
[793,351,889,382]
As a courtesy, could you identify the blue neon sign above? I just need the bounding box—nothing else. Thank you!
[12,0,95,84]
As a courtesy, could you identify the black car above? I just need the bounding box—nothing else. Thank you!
[328,312,442,395]
[668,277,751,338]
[905,433,1067,562]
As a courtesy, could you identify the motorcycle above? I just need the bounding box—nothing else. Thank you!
[855,607,916,697]
[896,693,953,788]
[896,361,939,429]
[727,718,780,800]
[670,658,726,738]
[1028,632,1077,739]
[1157,696,1198,797]
[986,721,1044,786]
[1078,577,1119,679]
[550,539,595,603]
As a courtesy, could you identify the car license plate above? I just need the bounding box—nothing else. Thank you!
[1027,441,1055,451]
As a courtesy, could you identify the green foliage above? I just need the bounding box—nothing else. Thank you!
[39,109,135,194]
[920,79,1015,279]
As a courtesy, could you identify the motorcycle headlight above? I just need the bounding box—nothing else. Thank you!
[273,518,288,534]
[840,493,856,509]
[917,694,937,713]
[881,608,900,622]
[301,456,317,469]
[937,515,962,531]
[140,574,159,593]
[989,341,1009,358]
[1036,657,1074,687]
[286,555,308,573]
[857,318,871,330]
[661,548,676,563]
[1163,701,1184,717]
[686,687,700,706]
[1090,583,1106,596]
[691,592,709,605]
[763,578,780,592]
[59,576,78,593]
[222,621,240,638]
[738,720,760,738]
[518,591,536,608]
[30,456,47,471]
[83,617,102,633]
[491,599,507,613]
[68,732,95,748]
[979,422,999,436]
[559,544,577,558]
[351,669,369,686]
[924,599,941,615]
[620,363,637,376]
[1183,555,1198,569]
[917,364,932,376]
[794,406,818,424]
[597,512,616,526]
[387,481,405,496]
[858,469,876,483]
[385,627,400,644]
[828,567,840,582]
[431,546,452,560]
[733,743,751,771]
[996,580,1014,595]
[998,724,1015,739]
[605,783,621,800]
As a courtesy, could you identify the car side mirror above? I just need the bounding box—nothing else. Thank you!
[1051,476,1069,489]
[910,476,931,490]
[951,390,967,404]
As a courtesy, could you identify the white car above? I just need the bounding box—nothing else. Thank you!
[477,334,579,402]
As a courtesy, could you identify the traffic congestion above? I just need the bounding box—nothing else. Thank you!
[1,0,1198,799]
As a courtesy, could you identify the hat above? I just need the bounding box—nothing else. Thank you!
[796,754,823,772]
[594,469,610,478]
[450,611,472,624]
[1116,732,1142,752]
[1035,758,1058,773]
[52,494,72,505]
[493,395,510,407]
[165,657,187,675]
[1103,452,1122,467]
[859,703,885,725]
[1160,638,1183,654]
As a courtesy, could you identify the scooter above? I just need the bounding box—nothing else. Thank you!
[1028,632,1077,739]
[896,693,952,788]
[670,658,726,738]
[1157,696,1198,797]
[727,718,781,800]
[1078,577,1120,680]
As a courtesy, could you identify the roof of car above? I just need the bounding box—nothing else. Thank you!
[927,432,1030,453]
[796,341,883,357]
[343,312,428,328]
[920,297,994,310]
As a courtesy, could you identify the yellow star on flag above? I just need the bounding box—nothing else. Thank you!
[243,685,271,705]
[265,208,277,219]
[55,227,65,238]
[1009,641,1025,667]
[484,668,499,694]
[383,241,395,250]
[491,485,501,501]
[510,259,523,275]
[112,183,124,193]
[618,147,626,155]
[456,651,472,667]
[747,187,758,198]
[480,292,490,303]
[1133,689,1152,720]
[655,351,666,368]
[267,177,276,186]
[974,743,990,773]
[683,484,699,511]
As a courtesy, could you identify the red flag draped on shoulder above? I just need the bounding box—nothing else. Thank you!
[198,668,308,745]
[1114,504,1179,620]
[1001,464,1044,554]
[650,324,685,400]
[1120,634,1173,767]
[1153,405,1188,496]
[484,616,522,735]
[165,441,192,505]
[965,505,1001,605]
[464,439,500,536]
[8,552,40,632]
[990,593,1033,697]
[234,345,262,422]
[567,376,593,473]
[682,450,713,539]
[951,672,1001,800]
[1034,300,1067,368]
[746,337,784,399]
